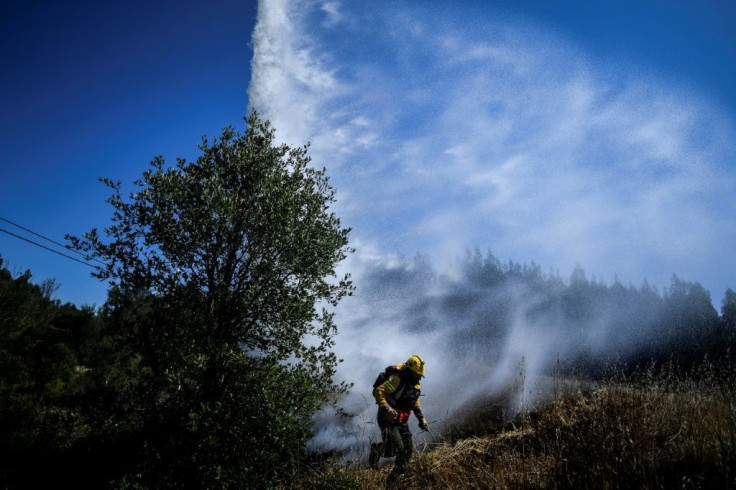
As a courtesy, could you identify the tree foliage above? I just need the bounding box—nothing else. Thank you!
[0,256,99,486]
[722,288,736,332]
[67,111,353,487]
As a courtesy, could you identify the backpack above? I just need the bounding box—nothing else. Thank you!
[373,365,400,389]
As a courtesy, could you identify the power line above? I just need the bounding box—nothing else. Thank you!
[0,226,102,271]
[0,214,107,266]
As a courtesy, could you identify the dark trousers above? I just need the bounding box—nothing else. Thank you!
[377,412,413,472]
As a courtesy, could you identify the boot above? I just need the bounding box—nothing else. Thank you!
[369,443,381,469]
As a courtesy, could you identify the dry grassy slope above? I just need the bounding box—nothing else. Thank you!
[301,371,736,489]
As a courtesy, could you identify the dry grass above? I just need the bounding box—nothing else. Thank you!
[297,358,736,489]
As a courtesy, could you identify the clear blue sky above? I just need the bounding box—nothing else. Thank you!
[2,0,735,308]
[1,1,257,305]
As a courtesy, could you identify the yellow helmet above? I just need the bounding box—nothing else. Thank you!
[404,355,425,377]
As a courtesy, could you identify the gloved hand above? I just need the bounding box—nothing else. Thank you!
[418,416,429,431]
[384,405,398,423]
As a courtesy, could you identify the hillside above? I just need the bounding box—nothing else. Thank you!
[299,359,736,489]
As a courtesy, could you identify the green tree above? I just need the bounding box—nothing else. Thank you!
[721,288,736,344]
[68,111,353,487]
[658,276,720,364]
[0,257,99,486]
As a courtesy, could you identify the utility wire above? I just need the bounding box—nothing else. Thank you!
[0,226,102,271]
[0,214,107,266]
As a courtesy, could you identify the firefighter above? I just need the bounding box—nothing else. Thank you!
[369,355,429,482]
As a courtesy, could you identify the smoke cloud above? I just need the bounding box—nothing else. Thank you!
[248,0,736,457]
[311,251,717,457]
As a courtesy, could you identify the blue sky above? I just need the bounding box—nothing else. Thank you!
[2,0,735,310]
[251,0,736,308]
[1,1,257,305]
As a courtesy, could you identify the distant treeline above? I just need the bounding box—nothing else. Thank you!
[360,249,736,374]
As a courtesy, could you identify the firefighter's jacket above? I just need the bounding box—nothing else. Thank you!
[373,368,422,424]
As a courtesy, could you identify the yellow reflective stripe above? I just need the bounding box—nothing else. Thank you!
[383,379,396,391]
